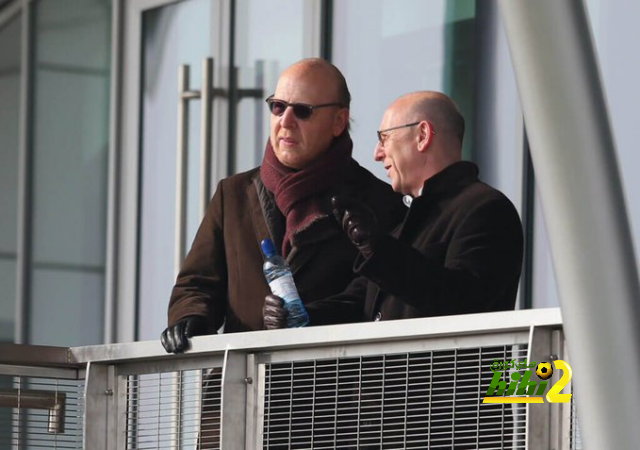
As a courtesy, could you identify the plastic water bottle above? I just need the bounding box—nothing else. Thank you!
[261,239,309,328]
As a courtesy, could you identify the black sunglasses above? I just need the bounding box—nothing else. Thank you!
[266,96,344,120]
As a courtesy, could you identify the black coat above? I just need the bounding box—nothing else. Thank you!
[307,161,524,323]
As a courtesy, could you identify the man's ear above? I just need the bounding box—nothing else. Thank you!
[333,108,350,136]
[417,121,433,152]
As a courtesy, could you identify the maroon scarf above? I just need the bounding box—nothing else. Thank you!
[260,133,353,256]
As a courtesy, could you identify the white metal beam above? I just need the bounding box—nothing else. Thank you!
[499,1,640,448]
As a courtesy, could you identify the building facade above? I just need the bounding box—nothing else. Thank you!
[0,0,637,346]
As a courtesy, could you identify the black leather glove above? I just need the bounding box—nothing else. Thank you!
[331,195,380,258]
[160,315,208,354]
[263,294,288,329]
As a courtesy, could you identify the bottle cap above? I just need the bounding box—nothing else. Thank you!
[260,239,276,257]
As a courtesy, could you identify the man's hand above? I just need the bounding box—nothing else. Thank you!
[331,195,380,258]
[160,315,208,354]
[264,294,288,329]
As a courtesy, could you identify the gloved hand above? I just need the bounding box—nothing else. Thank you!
[160,315,208,354]
[331,195,380,258]
[263,294,288,329]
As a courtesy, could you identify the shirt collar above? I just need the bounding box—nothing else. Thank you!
[402,187,424,208]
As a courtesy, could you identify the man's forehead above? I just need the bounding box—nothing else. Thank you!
[275,68,337,101]
[381,106,407,127]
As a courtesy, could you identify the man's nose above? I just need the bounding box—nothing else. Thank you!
[280,106,297,128]
[374,142,385,161]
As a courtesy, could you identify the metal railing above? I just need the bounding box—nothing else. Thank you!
[0,308,577,449]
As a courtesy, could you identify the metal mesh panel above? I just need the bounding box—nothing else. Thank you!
[125,367,221,450]
[0,375,84,449]
[570,387,582,449]
[263,345,527,450]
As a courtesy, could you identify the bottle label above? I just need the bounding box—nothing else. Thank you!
[268,275,300,304]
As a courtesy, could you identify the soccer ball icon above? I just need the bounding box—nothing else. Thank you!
[536,362,553,380]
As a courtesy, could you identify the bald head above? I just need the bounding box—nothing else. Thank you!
[393,91,465,146]
[281,58,351,109]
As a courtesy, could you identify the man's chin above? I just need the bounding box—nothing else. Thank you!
[275,151,304,170]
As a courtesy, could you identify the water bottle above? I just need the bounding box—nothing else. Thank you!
[261,239,309,328]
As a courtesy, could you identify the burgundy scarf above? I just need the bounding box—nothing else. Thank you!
[260,133,353,256]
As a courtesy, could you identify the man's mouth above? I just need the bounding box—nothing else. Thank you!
[279,137,298,146]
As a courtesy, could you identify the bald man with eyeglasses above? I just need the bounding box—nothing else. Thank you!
[161,58,404,353]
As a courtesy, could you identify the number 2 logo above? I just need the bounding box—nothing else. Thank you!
[546,360,573,403]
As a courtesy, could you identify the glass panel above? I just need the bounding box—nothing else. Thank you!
[472,2,522,211]
[586,0,640,268]
[333,0,476,181]
[138,0,212,341]
[0,261,16,342]
[29,0,111,344]
[531,192,560,308]
[0,11,21,343]
[30,268,104,346]
[233,0,317,174]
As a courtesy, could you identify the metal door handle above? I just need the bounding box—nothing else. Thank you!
[175,58,224,274]
[175,59,267,274]
[0,388,66,434]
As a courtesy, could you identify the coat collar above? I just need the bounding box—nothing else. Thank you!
[417,161,479,204]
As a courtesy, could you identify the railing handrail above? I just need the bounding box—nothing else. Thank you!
[0,342,76,368]
[0,307,562,367]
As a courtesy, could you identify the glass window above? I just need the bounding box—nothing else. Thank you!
[333,0,477,181]
[586,0,640,267]
[137,0,213,341]
[29,0,111,346]
[0,10,21,343]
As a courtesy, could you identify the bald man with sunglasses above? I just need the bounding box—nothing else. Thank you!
[161,58,404,353]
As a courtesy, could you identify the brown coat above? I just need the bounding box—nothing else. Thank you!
[168,160,405,333]
[306,161,524,323]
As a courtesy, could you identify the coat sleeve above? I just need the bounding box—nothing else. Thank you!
[355,195,524,316]
[304,274,368,325]
[167,181,228,332]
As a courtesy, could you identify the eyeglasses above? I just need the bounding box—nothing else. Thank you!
[376,121,435,145]
[265,96,344,120]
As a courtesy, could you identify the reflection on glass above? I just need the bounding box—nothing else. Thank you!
[0,12,22,344]
[29,0,111,346]
[138,0,211,341]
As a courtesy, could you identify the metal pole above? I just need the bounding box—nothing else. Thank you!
[15,0,33,347]
[200,58,213,219]
[104,0,123,345]
[175,65,192,277]
[499,1,640,449]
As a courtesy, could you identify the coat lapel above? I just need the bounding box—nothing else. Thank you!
[250,174,344,276]
[247,175,280,251]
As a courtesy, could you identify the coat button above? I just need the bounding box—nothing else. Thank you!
[374,312,382,322]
